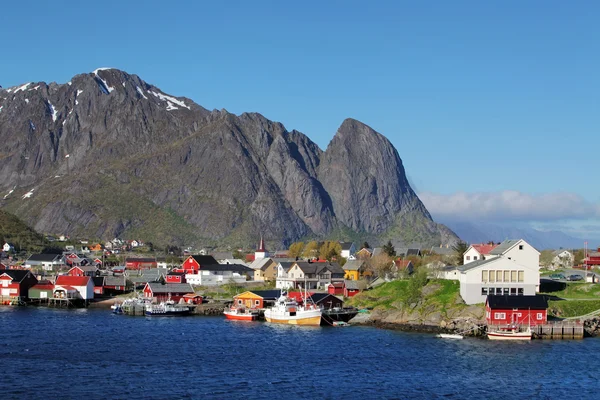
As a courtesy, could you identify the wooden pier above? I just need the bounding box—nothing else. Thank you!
[533,322,584,339]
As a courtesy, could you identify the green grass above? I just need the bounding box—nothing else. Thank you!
[548,300,600,318]
[346,278,462,312]
[541,282,600,299]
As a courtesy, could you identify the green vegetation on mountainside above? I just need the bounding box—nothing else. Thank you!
[0,209,47,252]
[548,300,600,318]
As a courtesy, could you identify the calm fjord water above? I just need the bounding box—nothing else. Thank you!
[1,307,598,399]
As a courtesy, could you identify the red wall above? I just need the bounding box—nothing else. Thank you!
[345,288,359,297]
[486,305,547,326]
[166,275,184,283]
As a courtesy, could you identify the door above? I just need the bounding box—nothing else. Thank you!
[512,312,519,324]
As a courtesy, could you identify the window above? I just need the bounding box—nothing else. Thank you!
[489,271,495,283]
[238,299,242,305]
[537,313,543,320]
[496,271,502,282]
[503,288,509,295]
[473,256,478,261]
[511,271,517,282]
[517,313,522,317]
[494,312,506,319]
[504,271,510,282]
[482,270,488,283]
[519,245,524,250]
[466,256,470,260]
[510,288,517,295]
[518,271,524,283]
[496,288,503,295]
[482,287,488,295]
[518,288,524,295]
[255,300,260,306]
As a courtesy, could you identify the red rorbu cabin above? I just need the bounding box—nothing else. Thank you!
[173,255,219,274]
[328,282,345,296]
[125,257,157,270]
[585,248,600,268]
[485,295,548,327]
[166,272,186,283]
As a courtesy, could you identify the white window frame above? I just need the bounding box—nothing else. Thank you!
[537,313,543,320]
[494,312,506,319]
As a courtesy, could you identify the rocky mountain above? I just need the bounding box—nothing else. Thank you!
[0,68,457,248]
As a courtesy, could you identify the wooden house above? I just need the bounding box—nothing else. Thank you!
[328,282,345,296]
[54,276,94,300]
[393,260,414,275]
[28,282,55,301]
[175,255,219,274]
[355,247,373,259]
[25,254,65,271]
[343,260,367,280]
[67,265,98,277]
[0,270,38,303]
[310,293,343,309]
[143,282,194,302]
[485,295,548,327]
[125,257,157,270]
[344,280,363,297]
[182,293,203,304]
[92,276,105,296]
[233,290,281,309]
[103,276,128,294]
[166,272,186,284]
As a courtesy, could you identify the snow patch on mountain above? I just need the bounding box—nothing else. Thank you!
[22,188,35,199]
[93,68,115,94]
[47,101,58,122]
[13,83,31,93]
[3,188,14,199]
[136,86,148,100]
[149,90,190,110]
[165,101,179,111]
[25,98,29,103]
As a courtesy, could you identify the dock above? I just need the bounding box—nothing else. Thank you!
[533,321,584,339]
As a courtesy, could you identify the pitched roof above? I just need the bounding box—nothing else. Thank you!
[456,258,498,272]
[471,244,498,255]
[278,262,296,272]
[310,293,342,305]
[92,277,105,286]
[202,263,252,273]
[190,255,219,265]
[30,283,55,290]
[343,260,366,271]
[344,280,362,290]
[372,248,383,257]
[248,257,272,270]
[69,265,97,272]
[489,240,521,255]
[125,257,157,263]
[105,276,127,286]
[146,282,194,294]
[486,295,548,310]
[394,260,413,269]
[27,254,63,262]
[245,289,282,299]
[406,248,421,256]
[340,242,354,251]
[0,270,35,282]
[55,275,91,286]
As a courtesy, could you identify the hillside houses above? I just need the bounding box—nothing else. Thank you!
[276,261,345,290]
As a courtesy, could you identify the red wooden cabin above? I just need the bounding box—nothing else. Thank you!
[328,282,344,296]
[485,295,548,327]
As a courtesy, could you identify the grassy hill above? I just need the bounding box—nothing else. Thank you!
[0,209,47,252]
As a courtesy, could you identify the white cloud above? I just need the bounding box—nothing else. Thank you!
[419,190,600,221]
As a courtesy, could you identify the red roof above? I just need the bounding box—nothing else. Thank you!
[328,282,344,288]
[471,244,498,255]
[394,260,412,269]
[56,285,76,291]
[246,254,255,262]
[32,284,55,290]
[55,275,91,286]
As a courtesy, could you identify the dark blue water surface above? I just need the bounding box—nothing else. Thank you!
[1,307,599,399]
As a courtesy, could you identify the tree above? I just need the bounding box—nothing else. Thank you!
[232,249,245,259]
[452,241,469,265]
[288,242,305,259]
[383,240,396,257]
[303,241,320,259]
[573,249,585,266]
[319,241,341,261]
[366,253,393,278]
[362,241,370,250]
[540,250,554,267]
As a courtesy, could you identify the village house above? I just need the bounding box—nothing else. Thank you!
[486,295,548,327]
[54,275,94,300]
[67,265,98,277]
[248,258,278,282]
[25,254,66,271]
[166,271,186,284]
[393,259,414,276]
[3,242,14,253]
[28,281,55,302]
[327,282,345,296]
[125,257,157,270]
[103,276,128,294]
[344,280,364,297]
[93,276,105,296]
[458,239,541,305]
[463,243,499,265]
[175,255,219,274]
[233,290,281,309]
[343,260,367,281]
[143,282,194,303]
[552,250,573,269]
[0,270,38,303]
[355,247,373,259]
[585,248,600,268]
[340,242,356,259]
[275,261,345,290]
[311,293,344,309]
[184,263,252,286]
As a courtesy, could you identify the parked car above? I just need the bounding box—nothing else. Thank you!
[567,274,584,281]
[550,273,566,280]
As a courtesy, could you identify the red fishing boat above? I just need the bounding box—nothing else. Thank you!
[223,306,259,321]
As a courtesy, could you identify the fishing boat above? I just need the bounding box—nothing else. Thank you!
[263,292,322,326]
[436,333,463,339]
[487,325,532,340]
[321,307,358,324]
[145,301,191,316]
[223,306,259,321]
[110,303,123,314]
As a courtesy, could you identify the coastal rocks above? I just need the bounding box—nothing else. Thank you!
[583,318,600,337]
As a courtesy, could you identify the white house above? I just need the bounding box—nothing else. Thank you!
[185,264,251,286]
[2,243,14,253]
[458,239,540,305]
[340,242,356,259]
[54,275,94,300]
[275,261,345,290]
[463,243,499,265]
[25,254,66,271]
[552,250,573,269]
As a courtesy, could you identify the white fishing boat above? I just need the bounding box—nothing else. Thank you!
[487,325,532,340]
[263,291,322,326]
[145,300,191,316]
[436,333,463,339]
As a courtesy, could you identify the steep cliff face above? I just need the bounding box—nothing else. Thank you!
[0,69,457,247]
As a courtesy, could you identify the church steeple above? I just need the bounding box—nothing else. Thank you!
[255,235,269,260]
[258,236,266,252]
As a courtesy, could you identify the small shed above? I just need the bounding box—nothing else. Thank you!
[328,282,345,296]
[344,280,362,297]
[29,283,55,300]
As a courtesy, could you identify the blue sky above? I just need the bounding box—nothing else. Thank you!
[1,1,599,239]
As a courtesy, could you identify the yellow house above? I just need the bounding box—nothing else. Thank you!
[343,260,366,280]
[233,290,281,308]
